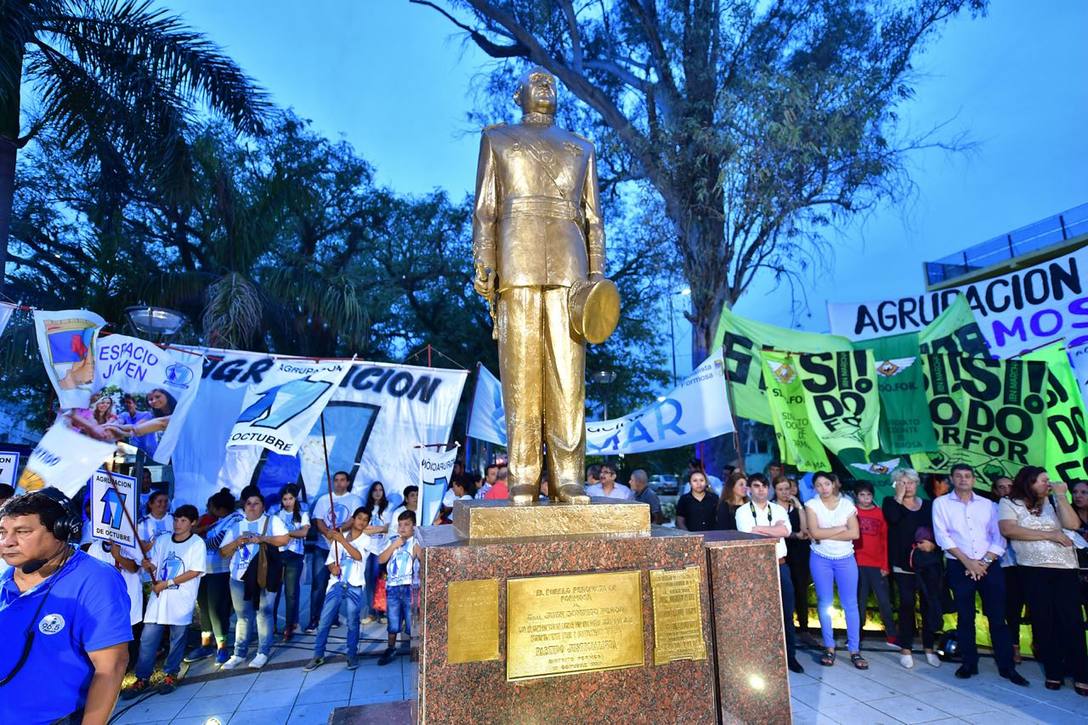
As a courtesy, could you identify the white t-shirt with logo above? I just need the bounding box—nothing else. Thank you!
[86,539,143,624]
[384,534,417,588]
[325,535,369,589]
[274,509,310,555]
[137,513,174,581]
[806,496,858,560]
[143,533,207,625]
[311,492,363,550]
[220,514,290,582]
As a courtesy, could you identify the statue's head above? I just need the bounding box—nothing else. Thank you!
[514,66,557,115]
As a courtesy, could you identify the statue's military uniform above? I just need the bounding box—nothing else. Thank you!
[472,120,605,499]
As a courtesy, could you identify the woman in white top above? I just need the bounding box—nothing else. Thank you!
[219,486,290,670]
[805,472,865,669]
[361,481,391,623]
[272,484,310,642]
[997,466,1087,696]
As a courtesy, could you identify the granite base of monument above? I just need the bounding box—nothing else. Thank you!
[704,532,793,724]
[413,508,717,725]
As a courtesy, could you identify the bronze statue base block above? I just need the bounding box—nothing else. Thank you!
[451,498,651,541]
[412,524,716,724]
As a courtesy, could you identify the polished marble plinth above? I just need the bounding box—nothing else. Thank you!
[703,531,792,724]
[414,524,716,724]
[451,498,650,540]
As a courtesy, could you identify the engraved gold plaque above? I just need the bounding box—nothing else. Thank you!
[649,567,707,666]
[506,570,644,681]
[447,579,500,664]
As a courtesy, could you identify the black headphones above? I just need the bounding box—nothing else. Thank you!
[29,487,83,543]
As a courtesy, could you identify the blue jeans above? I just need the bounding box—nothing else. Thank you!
[229,579,275,657]
[273,551,305,629]
[387,585,412,636]
[810,551,860,652]
[364,553,381,617]
[313,582,363,658]
[308,547,332,626]
[134,622,189,678]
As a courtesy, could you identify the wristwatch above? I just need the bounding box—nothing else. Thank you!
[980,555,995,566]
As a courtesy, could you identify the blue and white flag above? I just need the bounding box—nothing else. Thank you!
[418,444,459,527]
[467,350,734,455]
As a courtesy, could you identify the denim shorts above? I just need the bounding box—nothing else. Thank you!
[387,584,412,635]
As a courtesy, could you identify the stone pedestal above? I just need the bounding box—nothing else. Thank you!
[703,532,793,724]
[413,523,717,724]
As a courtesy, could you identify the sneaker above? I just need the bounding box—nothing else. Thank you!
[121,678,150,700]
[304,622,318,634]
[158,675,177,695]
[220,655,246,670]
[215,647,231,666]
[346,656,359,670]
[885,636,900,650]
[360,616,377,625]
[331,619,342,629]
[925,652,941,668]
[377,646,396,666]
[378,615,387,624]
[183,645,215,663]
[899,653,914,669]
[302,657,325,672]
[248,653,269,669]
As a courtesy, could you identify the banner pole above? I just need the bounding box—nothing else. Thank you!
[319,412,339,563]
[104,466,156,583]
[720,334,746,474]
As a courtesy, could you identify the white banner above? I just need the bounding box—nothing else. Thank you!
[17,417,116,497]
[170,349,467,508]
[0,302,14,340]
[0,451,19,488]
[68,334,203,464]
[34,309,106,410]
[827,245,1088,357]
[418,445,459,528]
[467,350,735,454]
[89,469,138,547]
[228,358,351,456]
[466,363,508,446]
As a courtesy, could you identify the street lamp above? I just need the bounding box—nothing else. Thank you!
[590,369,616,419]
[124,306,187,340]
[667,286,691,385]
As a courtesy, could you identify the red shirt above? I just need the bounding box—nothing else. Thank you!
[854,505,889,570]
[484,481,509,500]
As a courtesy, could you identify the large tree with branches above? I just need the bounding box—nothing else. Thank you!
[0,0,272,291]
[413,0,986,360]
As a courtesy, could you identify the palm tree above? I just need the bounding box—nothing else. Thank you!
[0,0,271,290]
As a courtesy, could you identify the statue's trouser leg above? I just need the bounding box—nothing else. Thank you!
[541,286,585,493]
[497,288,544,494]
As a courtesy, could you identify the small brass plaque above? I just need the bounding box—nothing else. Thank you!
[649,567,707,666]
[506,570,644,681]
[447,579,500,664]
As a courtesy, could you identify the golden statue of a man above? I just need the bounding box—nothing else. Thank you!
[472,67,617,506]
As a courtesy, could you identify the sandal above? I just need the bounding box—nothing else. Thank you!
[819,649,836,666]
[850,653,869,670]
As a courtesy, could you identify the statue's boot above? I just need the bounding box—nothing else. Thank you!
[557,483,590,505]
[509,484,538,506]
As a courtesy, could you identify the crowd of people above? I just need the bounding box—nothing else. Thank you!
[2,457,1087,721]
[673,460,1088,693]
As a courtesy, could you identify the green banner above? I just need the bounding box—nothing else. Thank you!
[798,350,881,458]
[917,294,989,357]
[1023,342,1088,482]
[912,355,1048,487]
[714,306,851,424]
[763,350,831,471]
[852,333,935,454]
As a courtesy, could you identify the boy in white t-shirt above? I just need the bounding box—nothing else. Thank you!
[377,509,421,666]
[121,505,207,698]
[303,507,372,672]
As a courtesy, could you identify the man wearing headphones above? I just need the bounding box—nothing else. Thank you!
[0,488,132,724]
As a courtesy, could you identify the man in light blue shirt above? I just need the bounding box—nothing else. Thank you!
[585,463,632,500]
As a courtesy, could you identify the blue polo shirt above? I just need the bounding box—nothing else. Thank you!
[0,549,133,724]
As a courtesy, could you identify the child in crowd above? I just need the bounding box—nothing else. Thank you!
[122,505,207,698]
[377,510,421,666]
[303,507,372,672]
[853,482,897,647]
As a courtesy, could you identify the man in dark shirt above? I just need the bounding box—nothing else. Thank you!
[628,470,666,525]
[675,471,719,531]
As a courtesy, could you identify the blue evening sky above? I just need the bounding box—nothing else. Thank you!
[169,1,1088,374]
